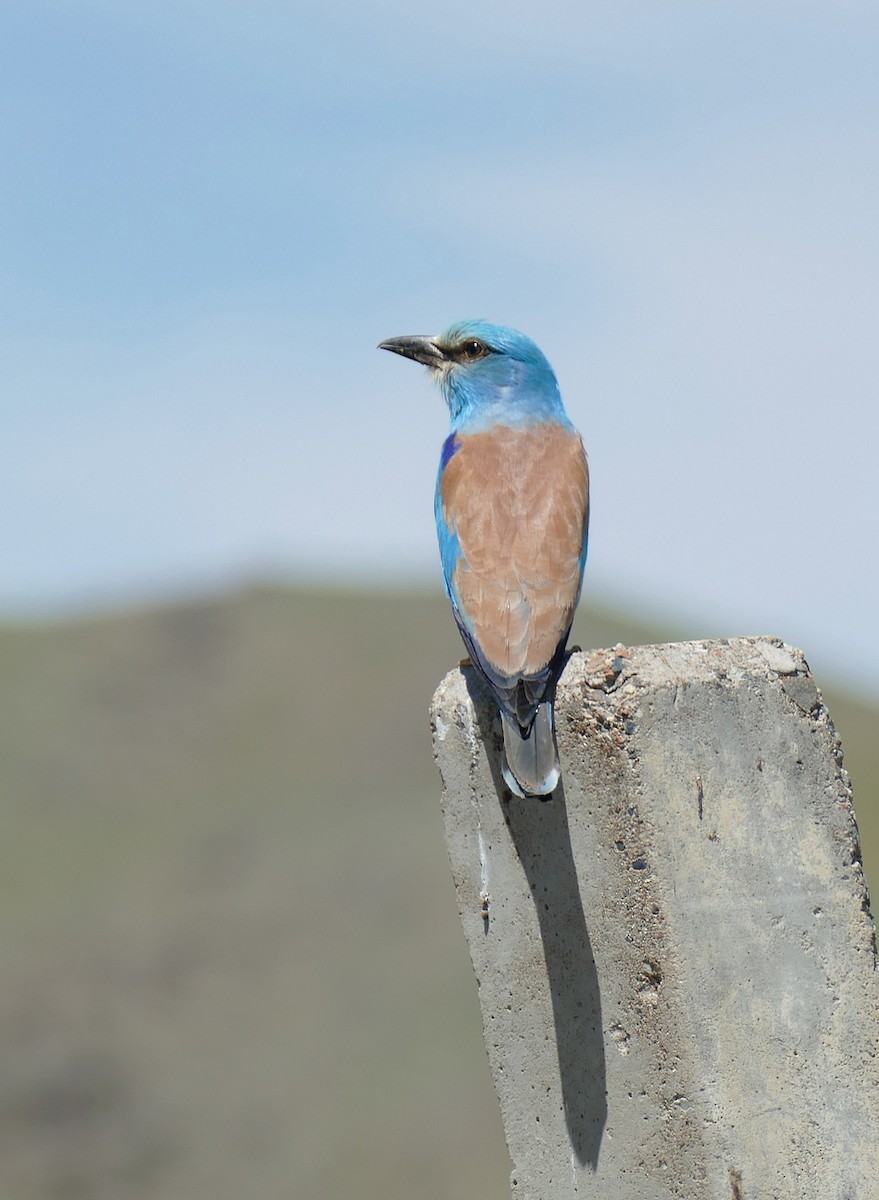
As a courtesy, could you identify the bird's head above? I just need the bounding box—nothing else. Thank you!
[379,320,564,427]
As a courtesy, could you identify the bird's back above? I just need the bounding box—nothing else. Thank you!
[437,418,589,726]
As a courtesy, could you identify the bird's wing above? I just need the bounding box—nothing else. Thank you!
[436,422,589,687]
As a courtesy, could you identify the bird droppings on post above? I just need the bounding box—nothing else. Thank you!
[607,1022,630,1055]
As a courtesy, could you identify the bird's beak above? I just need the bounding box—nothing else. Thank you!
[377,335,446,367]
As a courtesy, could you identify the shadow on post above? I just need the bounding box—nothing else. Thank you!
[463,666,608,1169]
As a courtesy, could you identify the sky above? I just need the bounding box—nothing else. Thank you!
[3,1,879,694]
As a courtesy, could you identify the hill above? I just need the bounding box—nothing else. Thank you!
[0,585,874,1199]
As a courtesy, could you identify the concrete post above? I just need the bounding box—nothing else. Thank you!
[431,638,878,1200]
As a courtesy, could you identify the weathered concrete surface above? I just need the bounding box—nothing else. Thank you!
[430,638,878,1200]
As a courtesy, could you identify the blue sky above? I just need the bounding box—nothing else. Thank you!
[3,1,879,693]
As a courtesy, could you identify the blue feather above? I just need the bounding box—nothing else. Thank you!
[439,432,460,471]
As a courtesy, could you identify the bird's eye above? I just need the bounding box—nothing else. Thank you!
[459,339,489,361]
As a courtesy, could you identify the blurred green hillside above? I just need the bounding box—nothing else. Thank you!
[0,586,875,1199]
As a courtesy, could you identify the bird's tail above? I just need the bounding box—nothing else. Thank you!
[501,703,560,799]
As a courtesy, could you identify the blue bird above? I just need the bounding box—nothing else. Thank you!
[379,320,589,798]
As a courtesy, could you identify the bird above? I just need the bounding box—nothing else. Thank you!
[379,320,589,798]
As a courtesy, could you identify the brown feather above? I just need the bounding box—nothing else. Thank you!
[441,424,589,679]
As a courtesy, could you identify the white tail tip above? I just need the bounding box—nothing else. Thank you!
[501,705,560,798]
